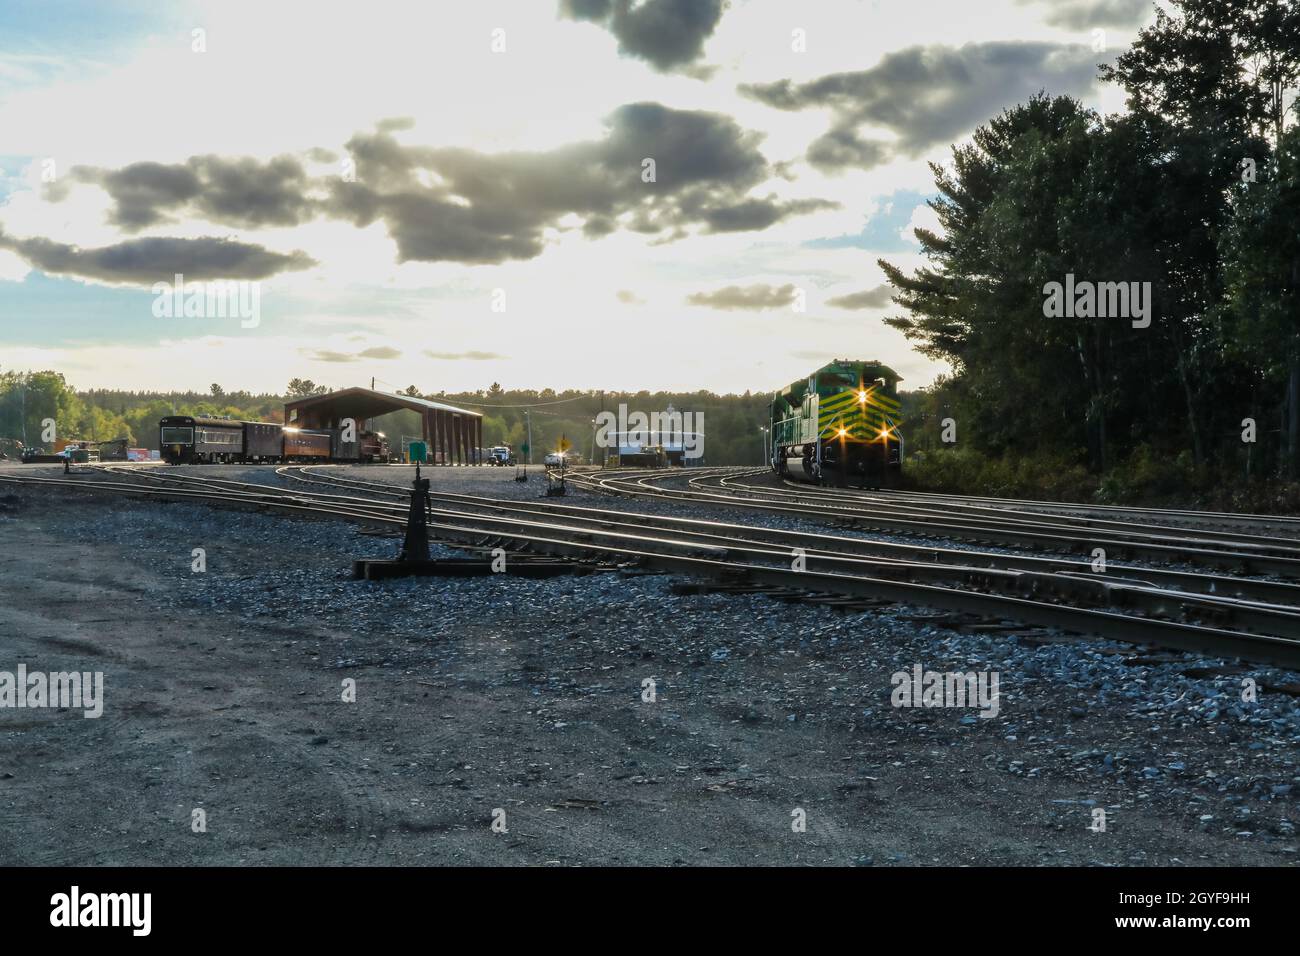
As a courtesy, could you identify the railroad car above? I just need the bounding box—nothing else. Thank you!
[244,421,285,461]
[159,416,245,464]
[282,427,332,461]
[770,359,903,488]
[159,417,390,464]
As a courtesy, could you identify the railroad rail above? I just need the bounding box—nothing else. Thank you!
[4,463,1300,669]
[567,468,1300,579]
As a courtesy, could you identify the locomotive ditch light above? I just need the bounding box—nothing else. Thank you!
[857,389,868,403]
[837,427,847,437]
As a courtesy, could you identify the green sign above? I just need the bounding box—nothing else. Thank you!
[521,443,530,455]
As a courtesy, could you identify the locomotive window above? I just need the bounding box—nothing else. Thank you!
[161,427,193,444]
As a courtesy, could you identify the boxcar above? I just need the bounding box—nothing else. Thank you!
[244,421,285,461]
[770,359,903,488]
[159,416,245,464]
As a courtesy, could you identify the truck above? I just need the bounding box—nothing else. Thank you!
[487,445,516,466]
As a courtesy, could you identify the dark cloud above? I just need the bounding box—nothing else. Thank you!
[0,227,315,284]
[740,41,1103,171]
[72,161,200,228]
[41,104,828,271]
[687,283,797,310]
[74,155,315,231]
[702,196,837,232]
[422,350,506,360]
[1016,0,1150,29]
[827,285,894,310]
[329,104,830,263]
[806,128,892,172]
[561,0,724,73]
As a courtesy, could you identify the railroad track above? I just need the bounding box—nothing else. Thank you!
[702,470,1300,538]
[5,463,1300,669]
[567,467,1300,579]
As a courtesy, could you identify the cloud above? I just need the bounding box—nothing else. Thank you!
[560,0,725,73]
[687,283,797,310]
[72,155,316,232]
[326,104,831,263]
[616,289,645,304]
[740,41,1103,171]
[900,202,943,244]
[422,350,506,360]
[31,105,834,271]
[0,228,316,284]
[1015,0,1151,29]
[303,344,402,363]
[826,285,894,310]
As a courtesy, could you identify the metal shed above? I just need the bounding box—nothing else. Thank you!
[282,387,484,465]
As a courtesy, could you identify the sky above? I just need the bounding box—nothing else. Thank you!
[0,0,1158,396]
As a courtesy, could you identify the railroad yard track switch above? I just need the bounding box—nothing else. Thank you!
[352,463,590,580]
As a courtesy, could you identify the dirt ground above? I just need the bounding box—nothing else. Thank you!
[0,465,1296,866]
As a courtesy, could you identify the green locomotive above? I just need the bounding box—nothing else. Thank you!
[769,359,903,487]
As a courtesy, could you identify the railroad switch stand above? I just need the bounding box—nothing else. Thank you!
[399,462,431,562]
[352,461,588,580]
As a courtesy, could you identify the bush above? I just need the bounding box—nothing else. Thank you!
[904,445,1300,514]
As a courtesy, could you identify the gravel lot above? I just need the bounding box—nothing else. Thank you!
[0,462,1296,866]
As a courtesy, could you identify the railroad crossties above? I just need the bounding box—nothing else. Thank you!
[0,461,1297,865]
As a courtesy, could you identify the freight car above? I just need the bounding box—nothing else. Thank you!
[158,416,390,465]
[770,360,903,488]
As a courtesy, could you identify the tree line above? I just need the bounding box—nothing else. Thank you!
[0,373,777,464]
[880,0,1300,502]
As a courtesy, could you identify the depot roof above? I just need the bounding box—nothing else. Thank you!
[283,387,482,425]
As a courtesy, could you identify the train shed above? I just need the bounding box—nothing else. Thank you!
[283,387,483,464]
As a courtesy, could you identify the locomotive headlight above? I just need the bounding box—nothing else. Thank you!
[857,390,868,403]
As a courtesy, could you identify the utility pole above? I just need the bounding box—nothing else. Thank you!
[525,409,533,466]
